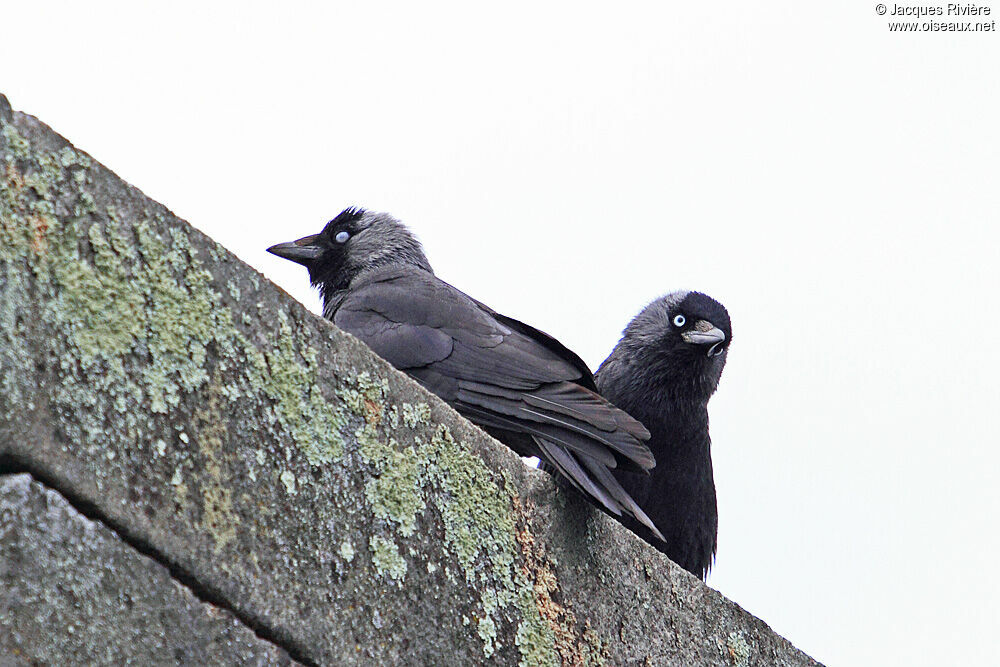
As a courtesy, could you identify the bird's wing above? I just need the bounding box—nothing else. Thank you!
[335,269,577,384]
[473,304,598,392]
[333,268,654,475]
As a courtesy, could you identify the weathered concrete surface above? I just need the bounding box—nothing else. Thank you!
[0,92,820,666]
[0,474,294,665]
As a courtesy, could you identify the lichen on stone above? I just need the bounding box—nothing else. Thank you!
[280,470,297,496]
[328,358,564,665]
[401,402,431,429]
[726,630,753,667]
[256,312,347,465]
[478,613,498,658]
[369,535,407,584]
[0,114,575,667]
[364,442,426,537]
[0,117,355,476]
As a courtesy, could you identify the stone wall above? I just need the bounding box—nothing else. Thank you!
[0,93,819,666]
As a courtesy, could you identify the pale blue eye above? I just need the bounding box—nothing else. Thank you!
[335,231,350,244]
[672,314,686,327]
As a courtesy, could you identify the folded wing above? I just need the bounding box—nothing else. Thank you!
[334,267,662,540]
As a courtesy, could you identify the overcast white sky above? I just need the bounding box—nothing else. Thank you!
[4,2,999,664]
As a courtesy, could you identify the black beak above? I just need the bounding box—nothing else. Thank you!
[267,234,323,266]
[680,320,727,358]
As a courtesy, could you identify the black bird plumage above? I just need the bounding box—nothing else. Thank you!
[595,291,731,579]
[267,208,663,540]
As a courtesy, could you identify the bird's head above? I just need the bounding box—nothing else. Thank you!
[606,291,732,399]
[661,291,731,361]
[267,207,432,305]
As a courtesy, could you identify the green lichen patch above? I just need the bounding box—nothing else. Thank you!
[348,394,559,666]
[1,124,31,160]
[513,585,560,667]
[0,118,353,472]
[369,535,407,584]
[425,425,559,666]
[364,443,426,537]
[52,223,146,367]
[725,631,753,667]
[427,425,518,578]
[337,370,390,423]
[478,613,498,658]
[58,145,91,169]
[0,118,380,597]
[257,313,347,466]
[401,402,431,428]
[0,115,577,666]
[339,374,431,538]
[330,361,563,665]
[280,470,297,495]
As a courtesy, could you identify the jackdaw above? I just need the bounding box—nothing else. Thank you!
[595,291,731,579]
[267,207,663,540]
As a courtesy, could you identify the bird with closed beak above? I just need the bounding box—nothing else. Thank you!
[268,207,664,541]
[595,291,731,579]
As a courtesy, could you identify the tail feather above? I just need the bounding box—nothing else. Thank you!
[577,455,666,543]
[456,380,653,471]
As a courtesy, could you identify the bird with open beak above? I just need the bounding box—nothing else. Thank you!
[595,291,731,579]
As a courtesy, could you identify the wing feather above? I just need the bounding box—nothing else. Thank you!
[331,267,661,543]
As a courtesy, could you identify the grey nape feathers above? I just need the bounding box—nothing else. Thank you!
[596,291,731,579]
[268,207,664,541]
